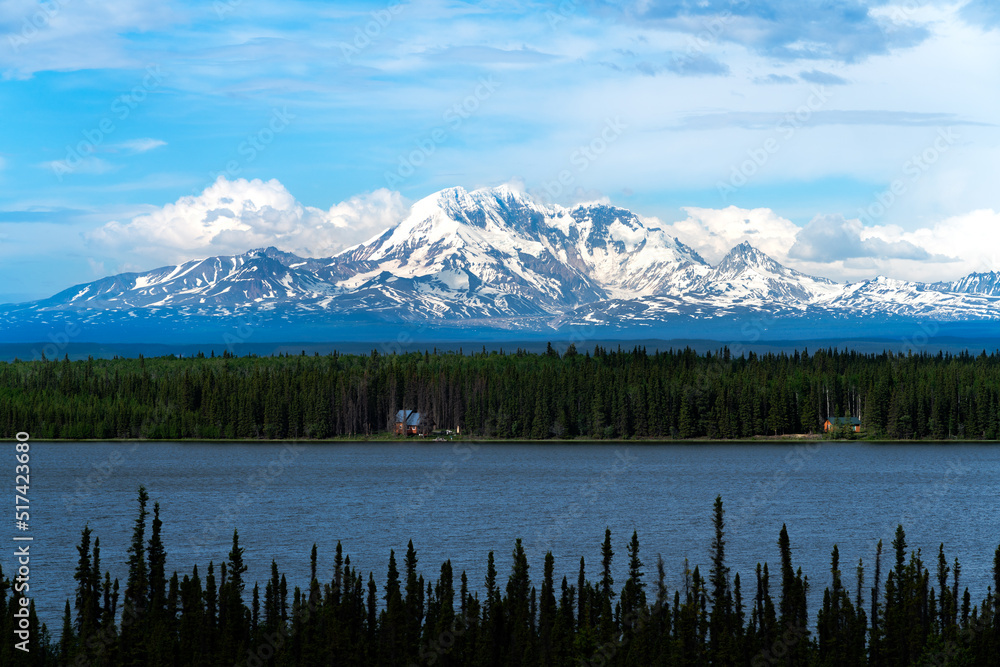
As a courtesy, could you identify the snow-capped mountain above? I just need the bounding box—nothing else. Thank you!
[828,275,1000,320]
[692,241,840,305]
[39,250,335,311]
[6,185,1000,339]
[21,186,717,324]
[332,185,711,311]
[931,272,1000,297]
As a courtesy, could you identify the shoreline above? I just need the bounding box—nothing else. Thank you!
[19,436,1000,444]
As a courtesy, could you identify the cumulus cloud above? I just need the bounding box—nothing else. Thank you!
[86,176,410,267]
[654,206,802,264]
[865,209,1000,273]
[645,204,995,283]
[788,214,952,262]
[78,180,1000,286]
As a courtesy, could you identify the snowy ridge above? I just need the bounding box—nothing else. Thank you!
[14,185,1000,328]
[334,186,711,310]
[692,241,840,306]
[931,272,1000,297]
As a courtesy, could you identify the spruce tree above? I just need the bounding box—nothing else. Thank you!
[538,552,557,661]
[709,496,734,663]
[121,486,150,665]
[147,502,167,621]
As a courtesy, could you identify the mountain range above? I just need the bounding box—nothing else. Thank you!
[6,185,1000,343]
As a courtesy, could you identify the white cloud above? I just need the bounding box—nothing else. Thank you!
[85,176,410,267]
[654,205,802,264]
[1,0,180,78]
[41,156,117,178]
[788,214,954,264]
[79,177,1000,285]
[34,139,165,182]
[770,209,1000,284]
[114,138,166,154]
[865,209,1000,276]
[645,203,1000,283]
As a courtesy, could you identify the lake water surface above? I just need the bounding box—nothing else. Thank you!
[13,441,1000,628]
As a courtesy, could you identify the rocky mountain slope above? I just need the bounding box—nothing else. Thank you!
[9,186,1000,338]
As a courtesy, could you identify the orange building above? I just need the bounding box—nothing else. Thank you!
[823,417,862,433]
[394,410,421,436]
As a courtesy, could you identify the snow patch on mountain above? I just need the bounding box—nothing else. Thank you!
[13,185,1000,329]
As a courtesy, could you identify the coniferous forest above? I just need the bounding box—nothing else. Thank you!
[2,345,1000,440]
[2,489,999,665]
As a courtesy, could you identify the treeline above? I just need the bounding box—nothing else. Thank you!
[2,345,1000,440]
[3,489,1000,665]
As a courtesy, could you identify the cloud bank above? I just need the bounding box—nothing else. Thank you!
[86,176,410,267]
[84,178,1000,284]
[651,204,998,283]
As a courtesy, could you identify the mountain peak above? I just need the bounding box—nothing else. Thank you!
[406,185,540,225]
[731,240,762,255]
[719,241,773,269]
[27,183,1000,335]
[934,270,1000,296]
[696,240,839,303]
[489,182,527,199]
[418,185,469,209]
[470,184,543,212]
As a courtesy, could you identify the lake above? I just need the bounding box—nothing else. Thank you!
[13,441,1000,629]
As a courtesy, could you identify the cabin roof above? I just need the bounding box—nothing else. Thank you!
[395,410,420,426]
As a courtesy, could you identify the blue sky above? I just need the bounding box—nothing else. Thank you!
[1,0,998,302]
